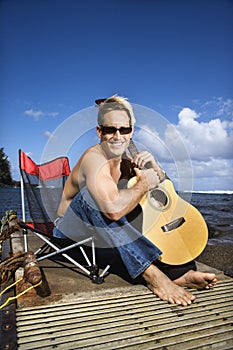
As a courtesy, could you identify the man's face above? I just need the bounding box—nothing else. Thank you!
[97,110,133,158]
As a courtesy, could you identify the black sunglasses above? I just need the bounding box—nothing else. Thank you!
[99,125,132,135]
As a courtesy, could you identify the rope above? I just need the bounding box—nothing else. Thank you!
[0,252,25,284]
[0,224,21,243]
[0,210,17,233]
[0,278,42,309]
[0,211,43,308]
[0,210,19,256]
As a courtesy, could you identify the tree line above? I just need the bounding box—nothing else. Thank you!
[0,147,19,187]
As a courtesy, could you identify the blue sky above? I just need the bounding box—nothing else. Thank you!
[1,0,233,191]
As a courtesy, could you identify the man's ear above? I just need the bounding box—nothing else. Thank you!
[130,126,134,138]
[96,126,101,138]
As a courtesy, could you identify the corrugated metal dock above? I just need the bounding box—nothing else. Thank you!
[16,279,233,350]
[1,230,233,349]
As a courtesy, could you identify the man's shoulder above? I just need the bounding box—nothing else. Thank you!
[76,145,106,168]
[83,144,104,158]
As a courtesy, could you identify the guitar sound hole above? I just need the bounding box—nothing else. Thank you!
[150,189,168,208]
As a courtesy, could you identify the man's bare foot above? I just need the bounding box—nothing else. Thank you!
[174,270,217,290]
[142,264,196,306]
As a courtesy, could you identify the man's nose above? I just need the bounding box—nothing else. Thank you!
[113,130,121,137]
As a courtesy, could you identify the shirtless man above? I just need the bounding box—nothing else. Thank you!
[54,95,217,306]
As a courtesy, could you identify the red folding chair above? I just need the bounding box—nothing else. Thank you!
[19,149,109,283]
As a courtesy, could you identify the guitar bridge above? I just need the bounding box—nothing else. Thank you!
[162,217,185,232]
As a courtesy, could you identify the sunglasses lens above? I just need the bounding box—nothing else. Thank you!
[120,127,132,134]
[101,127,116,134]
[100,126,132,135]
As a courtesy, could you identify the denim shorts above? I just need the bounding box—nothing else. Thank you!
[53,187,162,279]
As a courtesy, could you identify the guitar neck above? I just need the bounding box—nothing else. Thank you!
[128,139,150,170]
[128,139,139,157]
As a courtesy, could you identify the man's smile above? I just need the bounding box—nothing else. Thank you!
[109,140,125,146]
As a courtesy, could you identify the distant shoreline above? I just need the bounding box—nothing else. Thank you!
[0,183,20,188]
[1,186,232,194]
[182,190,233,195]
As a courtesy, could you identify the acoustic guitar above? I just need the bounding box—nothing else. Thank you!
[127,140,208,265]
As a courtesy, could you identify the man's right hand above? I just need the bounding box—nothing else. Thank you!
[134,167,160,192]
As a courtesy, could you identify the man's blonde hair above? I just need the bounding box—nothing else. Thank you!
[97,95,136,126]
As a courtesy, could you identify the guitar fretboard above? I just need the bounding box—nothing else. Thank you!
[128,139,150,170]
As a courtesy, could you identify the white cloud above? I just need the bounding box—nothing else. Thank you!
[44,131,56,141]
[135,125,170,161]
[195,97,233,119]
[133,124,194,191]
[215,97,233,117]
[164,106,233,190]
[44,131,53,138]
[178,108,200,122]
[24,108,59,121]
[47,112,59,117]
[165,107,233,161]
[191,158,233,190]
[134,101,233,190]
[192,158,233,178]
[24,108,44,121]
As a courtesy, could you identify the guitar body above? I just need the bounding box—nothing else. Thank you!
[128,177,208,265]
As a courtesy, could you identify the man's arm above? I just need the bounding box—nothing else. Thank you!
[57,173,80,217]
[81,152,160,221]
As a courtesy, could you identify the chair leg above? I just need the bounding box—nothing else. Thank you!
[88,238,110,284]
[32,230,110,283]
[20,223,110,283]
[34,242,51,256]
[33,231,92,276]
